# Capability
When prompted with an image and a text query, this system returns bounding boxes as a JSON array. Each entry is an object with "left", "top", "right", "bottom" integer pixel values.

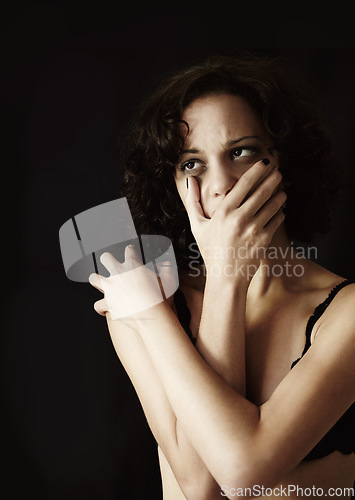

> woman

[{"left": 89, "top": 53, "right": 355, "bottom": 498}]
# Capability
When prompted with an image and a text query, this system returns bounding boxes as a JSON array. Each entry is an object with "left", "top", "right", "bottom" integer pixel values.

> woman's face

[{"left": 174, "top": 93, "right": 274, "bottom": 219}]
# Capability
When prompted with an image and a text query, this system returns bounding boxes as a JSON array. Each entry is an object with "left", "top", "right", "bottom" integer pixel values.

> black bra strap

[{"left": 291, "top": 279, "right": 353, "bottom": 368}]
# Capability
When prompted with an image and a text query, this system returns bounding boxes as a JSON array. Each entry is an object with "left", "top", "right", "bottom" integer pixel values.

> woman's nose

[
  {"left": 207, "top": 162, "right": 238, "bottom": 198},
  {"left": 199, "top": 161, "right": 242, "bottom": 218}
]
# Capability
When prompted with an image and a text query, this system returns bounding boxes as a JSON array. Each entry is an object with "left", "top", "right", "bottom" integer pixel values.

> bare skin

[
  {"left": 159, "top": 251, "right": 355, "bottom": 499},
  {"left": 159, "top": 94, "right": 355, "bottom": 498},
  {"left": 90, "top": 94, "right": 355, "bottom": 499}
]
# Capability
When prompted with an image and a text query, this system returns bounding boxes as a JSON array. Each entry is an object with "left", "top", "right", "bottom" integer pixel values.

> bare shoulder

[
  {"left": 331, "top": 280, "right": 355, "bottom": 304},
  {"left": 320, "top": 279, "right": 355, "bottom": 328},
  {"left": 299, "top": 258, "right": 354, "bottom": 333},
  {"left": 319, "top": 278, "right": 355, "bottom": 319},
  {"left": 313, "top": 278, "right": 355, "bottom": 349}
]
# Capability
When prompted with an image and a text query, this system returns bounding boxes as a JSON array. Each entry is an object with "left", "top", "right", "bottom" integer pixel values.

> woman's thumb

[{"left": 185, "top": 176, "right": 206, "bottom": 227}]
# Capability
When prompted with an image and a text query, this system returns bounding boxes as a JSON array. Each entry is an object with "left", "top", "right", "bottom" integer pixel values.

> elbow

[
  {"left": 178, "top": 468, "right": 224, "bottom": 500},
  {"left": 180, "top": 453, "right": 279, "bottom": 500},
  {"left": 215, "top": 460, "right": 253, "bottom": 499},
  {"left": 216, "top": 451, "right": 281, "bottom": 499},
  {"left": 180, "top": 476, "right": 222, "bottom": 500},
  {"left": 183, "top": 486, "right": 214, "bottom": 500}
]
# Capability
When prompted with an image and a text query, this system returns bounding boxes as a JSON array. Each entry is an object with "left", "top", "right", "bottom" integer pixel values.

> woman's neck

[{"left": 249, "top": 224, "right": 310, "bottom": 297}]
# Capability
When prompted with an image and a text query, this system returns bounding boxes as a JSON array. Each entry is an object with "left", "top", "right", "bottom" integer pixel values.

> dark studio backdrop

[{"left": 2, "top": 17, "right": 355, "bottom": 500}]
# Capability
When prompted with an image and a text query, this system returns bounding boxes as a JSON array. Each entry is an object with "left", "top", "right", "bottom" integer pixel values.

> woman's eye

[
  {"left": 179, "top": 159, "right": 205, "bottom": 174},
  {"left": 184, "top": 160, "right": 197, "bottom": 170},
  {"left": 232, "top": 147, "right": 257, "bottom": 159}
]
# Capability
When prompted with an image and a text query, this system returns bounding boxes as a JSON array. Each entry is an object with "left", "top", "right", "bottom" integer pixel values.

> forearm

[
  {"left": 106, "top": 315, "right": 176, "bottom": 450},
  {"left": 196, "top": 274, "right": 248, "bottom": 393},
  {"left": 136, "top": 303, "right": 260, "bottom": 486},
  {"left": 105, "top": 314, "right": 221, "bottom": 498}
]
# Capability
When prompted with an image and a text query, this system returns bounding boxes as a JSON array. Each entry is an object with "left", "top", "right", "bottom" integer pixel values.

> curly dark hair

[{"left": 120, "top": 51, "right": 343, "bottom": 270}]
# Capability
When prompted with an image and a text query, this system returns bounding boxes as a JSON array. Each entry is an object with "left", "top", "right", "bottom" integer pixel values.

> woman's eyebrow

[
  {"left": 181, "top": 136, "right": 260, "bottom": 155},
  {"left": 181, "top": 147, "right": 200, "bottom": 155},
  {"left": 226, "top": 135, "right": 260, "bottom": 147}
]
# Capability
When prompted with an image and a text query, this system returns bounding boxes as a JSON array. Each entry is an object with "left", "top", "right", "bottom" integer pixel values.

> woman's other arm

[{"left": 90, "top": 252, "right": 222, "bottom": 499}]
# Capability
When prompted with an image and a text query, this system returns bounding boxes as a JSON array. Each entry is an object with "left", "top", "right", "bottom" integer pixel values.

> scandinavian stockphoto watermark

[
  {"left": 59, "top": 198, "right": 318, "bottom": 315},
  {"left": 220, "top": 484, "right": 355, "bottom": 497},
  {"left": 187, "top": 242, "right": 318, "bottom": 280},
  {"left": 59, "top": 198, "right": 179, "bottom": 319}
]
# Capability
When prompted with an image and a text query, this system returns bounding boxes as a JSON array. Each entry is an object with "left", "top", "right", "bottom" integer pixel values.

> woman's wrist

[{"left": 204, "top": 265, "right": 250, "bottom": 294}]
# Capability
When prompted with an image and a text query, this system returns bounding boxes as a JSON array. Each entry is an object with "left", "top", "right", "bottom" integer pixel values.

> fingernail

[
  {"left": 262, "top": 158, "right": 270, "bottom": 166},
  {"left": 186, "top": 177, "right": 189, "bottom": 189}
]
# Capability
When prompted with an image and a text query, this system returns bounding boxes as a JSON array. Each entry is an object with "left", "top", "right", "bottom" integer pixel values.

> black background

[{"left": 2, "top": 7, "right": 355, "bottom": 500}]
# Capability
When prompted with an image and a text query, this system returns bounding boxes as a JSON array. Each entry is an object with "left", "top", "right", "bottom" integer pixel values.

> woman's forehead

[{"left": 181, "top": 94, "right": 267, "bottom": 149}]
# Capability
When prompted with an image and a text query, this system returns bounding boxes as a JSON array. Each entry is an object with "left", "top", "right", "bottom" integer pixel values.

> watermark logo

[
  {"left": 220, "top": 484, "right": 355, "bottom": 497},
  {"left": 187, "top": 242, "right": 317, "bottom": 280},
  {"left": 59, "top": 198, "right": 179, "bottom": 318}
]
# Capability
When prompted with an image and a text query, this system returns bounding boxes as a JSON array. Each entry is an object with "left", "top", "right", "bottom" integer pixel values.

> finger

[
  {"left": 184, "top": 176, "right": 207, "bottom": 227},
  {"left": 263, "top": 207, "right": 286, "bottom": 238},
  {"left": 124, "top": 244, "right": 143, "bottom": 269},
  {"left": 255, "top": 189, "right": 287, "bottom": 228},
  {"left": 88, "top": 273, "right": 105, "bottom": 293},
  {"left": 222, "top": 158, "right": 273, "bottom": 212},
  {"left": 100, "top": 252, "right": 122, "bottom": 276},
  {"left": 94, "top": 297, "right": 108, "bottom": 316},
  {"left": 241, "top": 168, "right": 283, "bottom": 216}
]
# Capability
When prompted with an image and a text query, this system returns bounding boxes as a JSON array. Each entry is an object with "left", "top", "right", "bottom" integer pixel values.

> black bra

[
  {"left": 174, "top": 279, "right": 355, "bottom": 462},
  {"left": 290, "top": 279, "right": 354, "bottom": 461}
]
